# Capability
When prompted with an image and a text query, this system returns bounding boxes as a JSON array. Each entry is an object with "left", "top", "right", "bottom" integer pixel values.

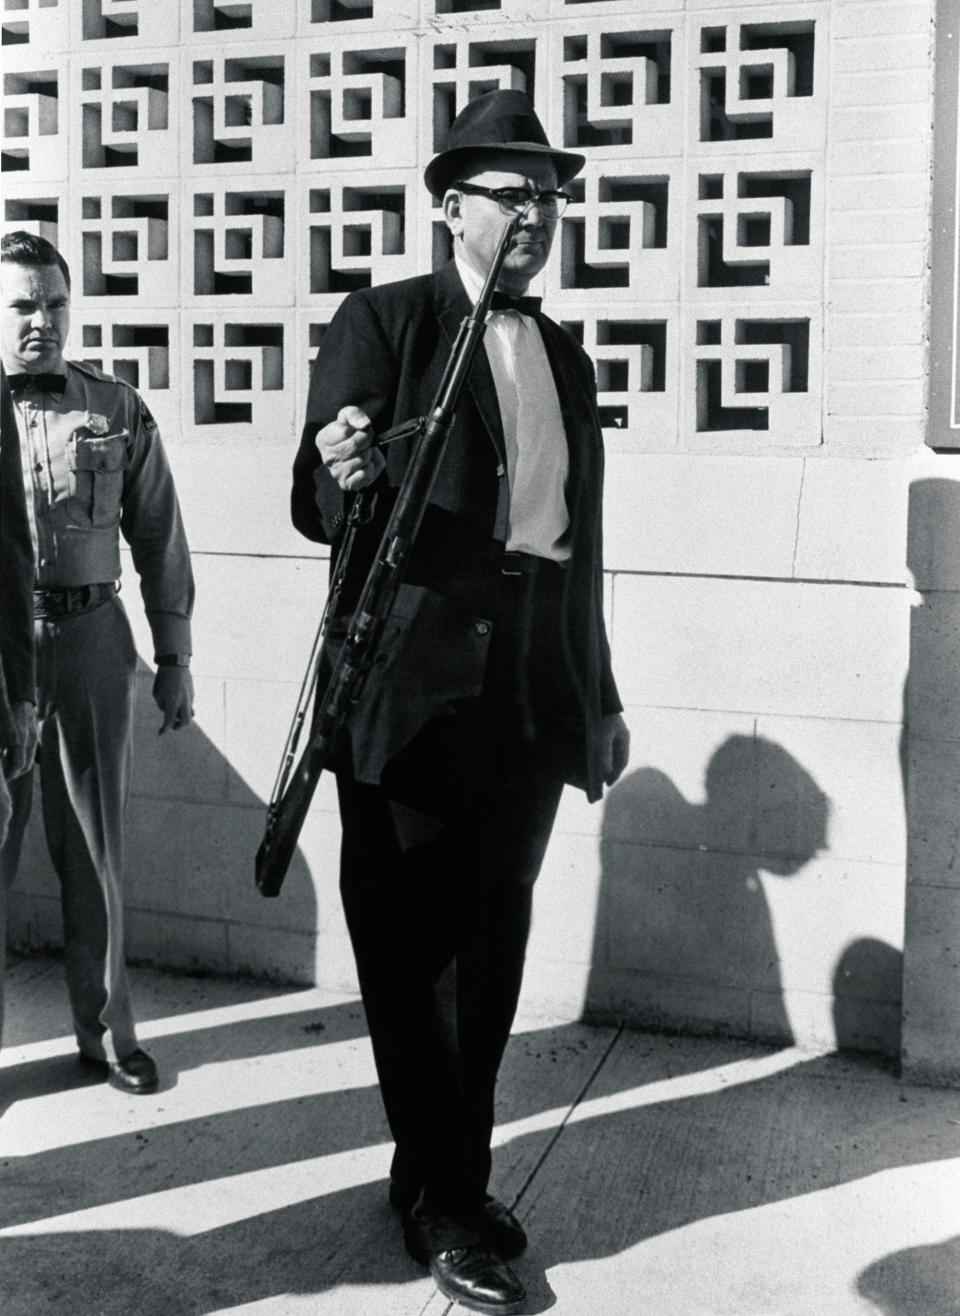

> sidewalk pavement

[{"left": 1, "top": 952, "right": 957, "bottom": 1316}]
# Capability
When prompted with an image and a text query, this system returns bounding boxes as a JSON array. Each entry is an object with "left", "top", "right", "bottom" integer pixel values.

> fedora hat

[{"left": 424, "top": 90, "right": 585, "bottom": 200}]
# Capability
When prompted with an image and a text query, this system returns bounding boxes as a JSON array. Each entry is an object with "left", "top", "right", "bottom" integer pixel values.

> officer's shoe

[
  {"left": 429, "top": 1243, "right": 526, "bottom": 1315},
  {"left": 79, "top": 1047, "right": 159, "bottom": 1094}
]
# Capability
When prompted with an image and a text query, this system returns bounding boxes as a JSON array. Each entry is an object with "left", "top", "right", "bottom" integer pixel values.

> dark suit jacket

[
  {"left": 292, "top": 260, "right": 621, "bottom": 802},
  {"left": 0, "top": 365, "right": 35, "bottom": 746}
]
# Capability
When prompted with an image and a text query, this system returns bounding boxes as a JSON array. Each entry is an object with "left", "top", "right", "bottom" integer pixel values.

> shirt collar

[{"left": 453, "top": 251, "right": 538, "bottom": 318}]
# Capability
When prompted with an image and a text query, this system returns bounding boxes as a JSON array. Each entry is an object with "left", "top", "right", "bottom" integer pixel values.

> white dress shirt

[{"left": 455, "top": 253, "right": 570, "bottom": 563}]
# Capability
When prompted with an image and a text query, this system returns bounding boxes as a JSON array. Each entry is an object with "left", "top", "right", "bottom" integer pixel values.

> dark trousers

[
  {"left": 0, "top": 596, "right": 138, "bottom": 1058},
  {"left": 336, "top": 564, "right": 569, "bottom": 1251}
]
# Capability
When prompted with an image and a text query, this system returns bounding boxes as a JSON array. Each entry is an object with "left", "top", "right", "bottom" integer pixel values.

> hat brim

[{"left": 425, "top": 142, "right": 586, "bottom": 200}]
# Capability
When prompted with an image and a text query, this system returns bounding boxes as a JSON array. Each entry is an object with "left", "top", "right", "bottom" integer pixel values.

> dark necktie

[
  {"left": 489, "top": 292, "right": 542, "bottom": 317},
  {"left": 7, "top": 372, "right": 67, "bottom": 397}
]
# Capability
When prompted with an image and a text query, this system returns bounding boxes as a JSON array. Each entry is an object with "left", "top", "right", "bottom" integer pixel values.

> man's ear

[{"left": 442, "top": 188, "right": 463, "bottom": 236}]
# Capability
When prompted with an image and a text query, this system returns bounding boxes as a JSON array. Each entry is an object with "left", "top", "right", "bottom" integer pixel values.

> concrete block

[
  {"left": 821, "top": 413, "right": 924, "bottom": 455},
  {"left": 6, "top": 891, "right": 62, "bottom": 952},
  {"left": 760, "top": 857, "right": 906, "bottom": 995},
  {"left": 6, "top": 806, "right": 56, "bottom": 897},
  {"left": 599, "top": 842, "right": 787, "bottom": 991},
  {"left": 905, "top": 466, "right": 960, "bottom": 591},
  {"left": 311, "top": 927, "right": 362, "bottom": 998},
  {"left": 286, "top": 799, "right": 345, "bottom": 936},
  {"left": 556, "top": 706, "right": 758, "bottom": 842},
  {"left": 124, "top": 797, "right": 289, "bottom": 926},
  {"left": 905, "top": 736, "right": 960, "bottom": 889},
  {"left": 828, "top": 245, "right": 926, "bottom": 283},
  {"left": 831, "top": 69, "right": 935, "bottom": 110},
  {"left": 132, "top": 670, "right": 230, "bottom": 805},
  {"left": 124, "top": 907, "right": 229, "bottom": 976},
  {"left": 833, "top": 3, "right": 935, "bottom": 41},
  {"left": 528, "top": 832, "right": 602, "bottom": 970},
  {"left": 829, "top": 210, "right": 929, "bottom": 251},
  {"left": 793, "top": 456, "right": 909, "bottom": 584},
  {"left": 828, "top": 282, "right": 926, "bottom": 315},
  {"left": 828, "top": 137, "right": 929, "bottom": 175},
  {"left": 165, "top": 440, "right": 310, "bottom": 559},
  {"left": 186, "top": 553, "right": 329, "bottom": 682},
  {"left": 827, "top": 345, "right": 924, "bottom": 383},
  {"left": 831, "top": 33, "right": 930, "bottom": 75},
  {"left": 221, "top": 677, "right": 343, "bottom": 812},
  {"left": 901, "top": 884, "right": 960, "bottom": 1085},
  {"left": 516, "top": 955, "right": 591, "bottom": 1026},
  {"left": 610, "top": 574, "right": 910, "bottom": 723},
  {"left": 226, "top": 922, "right": 317, "bottom": 985},
  {"left": 756, "top": 714, "right": 906, "bottom": 866},
  {"left": 831, "top": 102, "right": 932, "bottom": 145},
  {"left": 603, "top": 453, "right": 803, "bottom": 579},
  {"left": 828, "top": 311, "right": 925, "bottom": 349},
  {"left": 583, "top": 965, "right": 753, "bottom": 1039},
  {"left": 750, "top": 987, "right": 835, "bottom": 1051},
  {"left": 828, "top": 379, "right": 926, "bottom": 418},
  {"left": 751, "top": 983, "right": 901, "bottom": 1056},
  {"left": 907, "top": 592, "right": 960, "bottom": 740}
]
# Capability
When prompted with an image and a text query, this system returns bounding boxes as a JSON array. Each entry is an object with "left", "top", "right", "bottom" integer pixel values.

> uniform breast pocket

[{"left": 68, "top": 435, "right": 129, "bottom": 528}]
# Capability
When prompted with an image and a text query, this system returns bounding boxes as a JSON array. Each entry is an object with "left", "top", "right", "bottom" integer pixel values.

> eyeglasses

[{"left": 453, "top": 180, "right": 573, "bottom": 219}]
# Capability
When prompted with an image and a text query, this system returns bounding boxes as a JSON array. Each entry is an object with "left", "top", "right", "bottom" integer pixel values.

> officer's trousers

[{"left": 0, "top": 594, "right": 138, "bottom": 1060}]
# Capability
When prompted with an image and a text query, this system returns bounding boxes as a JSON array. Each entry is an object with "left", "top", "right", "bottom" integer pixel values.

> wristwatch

[{"left": 156, "top": 654, "right": 191, "bottom": 668}]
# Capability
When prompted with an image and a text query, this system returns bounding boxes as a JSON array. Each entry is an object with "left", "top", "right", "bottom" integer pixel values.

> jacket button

[{"left": 474, "top": 621, "right": 490, "bottom": 636}]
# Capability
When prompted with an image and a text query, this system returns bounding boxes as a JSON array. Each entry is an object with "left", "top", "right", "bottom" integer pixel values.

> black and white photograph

[{"left": 1, "top": 1, "right": 957, "bottom": 1313}]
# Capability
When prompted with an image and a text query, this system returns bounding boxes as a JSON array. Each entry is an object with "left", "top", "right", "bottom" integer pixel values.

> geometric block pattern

[{"left": 2, "top": 0, "right": 829, "bottom": 448}]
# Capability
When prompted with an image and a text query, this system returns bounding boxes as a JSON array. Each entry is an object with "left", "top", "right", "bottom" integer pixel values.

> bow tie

[
  {"left": 7, "top": 372, "right": 67, "bottom": 397},
  {"left": 489, "top": 292, "right": 542, "bottom": 317}
]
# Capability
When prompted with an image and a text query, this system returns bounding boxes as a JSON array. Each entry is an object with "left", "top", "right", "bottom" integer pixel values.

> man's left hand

[
  {"left": 153, "top": 666, "right": 194, "bottom": 735},
  {"left": 601, "top": 712, "right": 630, "bottom": 787}
]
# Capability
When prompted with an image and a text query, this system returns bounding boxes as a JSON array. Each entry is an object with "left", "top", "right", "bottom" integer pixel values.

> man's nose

[
  {"left": 519, "top": 199, "right": 545, "bottom": 226},
  {"left": 29, "top": 304, "right": 51, "bottom": 326}
]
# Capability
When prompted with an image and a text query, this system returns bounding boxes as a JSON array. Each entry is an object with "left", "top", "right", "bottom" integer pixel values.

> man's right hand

[{"left": 317, "top": 405, "right": 385, "bottom": 492}]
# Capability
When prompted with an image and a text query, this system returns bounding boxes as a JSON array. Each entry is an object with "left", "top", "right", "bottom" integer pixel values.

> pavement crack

[{"left": 510, "top": 1024, "right": 625, "bottom": 1212}]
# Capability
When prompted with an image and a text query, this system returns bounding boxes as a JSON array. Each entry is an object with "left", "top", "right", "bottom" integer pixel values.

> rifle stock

[{"left": 255, "top": 212, "right": 523, "bottom": 897}]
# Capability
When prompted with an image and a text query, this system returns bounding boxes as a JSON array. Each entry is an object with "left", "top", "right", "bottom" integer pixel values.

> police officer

[{"left": 0, "top": 232, "right": 195, "bottom": 1092}]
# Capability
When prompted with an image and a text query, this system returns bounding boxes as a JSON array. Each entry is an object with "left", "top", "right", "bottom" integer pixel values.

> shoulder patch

[{"left": 138, "top": 397, "right": 158, "bottom": 431}]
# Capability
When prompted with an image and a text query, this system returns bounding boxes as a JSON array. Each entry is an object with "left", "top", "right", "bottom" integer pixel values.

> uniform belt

[
  {"left": 500, "top": 551, "right": 567, "bottom": 577},
  {"left": 33, "top": 582, "right": 119, "bottom": 619}
]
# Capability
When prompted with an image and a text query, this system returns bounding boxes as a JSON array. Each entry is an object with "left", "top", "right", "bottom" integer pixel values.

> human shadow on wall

[
  {"left": 585, "top": 735, "right": 829, "bottom": 1045},
  {"left": 7, "top": 655, "right": 322, "bottom": 1045}
]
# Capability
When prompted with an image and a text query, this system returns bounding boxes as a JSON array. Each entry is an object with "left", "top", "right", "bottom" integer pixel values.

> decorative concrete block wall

[{"left": 5, "top": 0, "right": 956, "bottom": 1071}]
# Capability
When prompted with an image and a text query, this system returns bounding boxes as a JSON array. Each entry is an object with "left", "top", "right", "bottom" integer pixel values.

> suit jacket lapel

[{"left": 434, "top": 261, "right": 506, "bottom": 463}]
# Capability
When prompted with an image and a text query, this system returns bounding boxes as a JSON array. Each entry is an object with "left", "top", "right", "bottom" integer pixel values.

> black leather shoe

[
  {"left": 477, "top": 1197, "right": 527, "bottom": 1260},
  {"left": 79, "top": 1048, "right": 159, "bottom": 1094},
  {"left": 429, "top": 1244, "right": 526, "bottom": 1315}
]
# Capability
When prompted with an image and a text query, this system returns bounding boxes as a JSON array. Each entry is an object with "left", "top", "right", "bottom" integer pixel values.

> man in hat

[
  {"left": 0, "top": 231, "right": 195, "bottom": 1088},
  {"left": 293, "top": 90, "right": 628, "bottom": 1313}
]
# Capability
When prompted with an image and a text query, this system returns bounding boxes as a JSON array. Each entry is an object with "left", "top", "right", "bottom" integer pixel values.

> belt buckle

[{"left": 501, "top": 552, "right": 524, "bottom": 577}]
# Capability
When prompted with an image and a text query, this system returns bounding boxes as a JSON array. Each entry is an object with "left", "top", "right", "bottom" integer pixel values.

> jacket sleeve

[
  {"left": 0, "top": 366, "right": 36, "bottom": 706},
  {"left": 292, "top": 290, "right": 400, "bottom": 545},
  {"left": 119, "top": 393, "right": 195, "bottom": 658}
]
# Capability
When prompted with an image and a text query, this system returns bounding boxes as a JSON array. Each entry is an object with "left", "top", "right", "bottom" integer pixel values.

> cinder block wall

[{"left": 6, "top": 0, "right": 955, "bottom": 1070}]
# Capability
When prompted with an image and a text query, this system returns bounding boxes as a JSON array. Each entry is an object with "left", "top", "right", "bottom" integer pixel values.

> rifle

[{"left": 255, "top": 211, "right": 523, "bottom": 896}]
